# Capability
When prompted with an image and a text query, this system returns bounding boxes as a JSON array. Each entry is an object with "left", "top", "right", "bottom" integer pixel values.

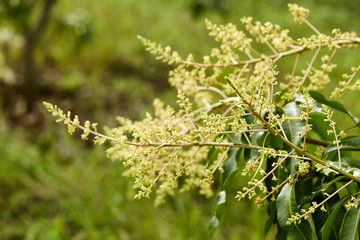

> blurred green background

[{"left": 0, "top": 0, "right": 359, "bottom": 239}]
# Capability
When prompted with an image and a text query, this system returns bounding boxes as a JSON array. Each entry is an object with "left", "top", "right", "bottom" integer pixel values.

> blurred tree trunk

[{"left": 22, "top": 0, "right": 57, "bottom": 112}]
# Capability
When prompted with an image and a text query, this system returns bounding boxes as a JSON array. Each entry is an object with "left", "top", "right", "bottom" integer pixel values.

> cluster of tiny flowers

[
  {"left": 288, "top": 3, "right": 309, "bottom": 23},
  {"left": 314, "top": 162, "right": 331, "bottom": 176},
  {"left": 44, "top": 4, "right": 360, "bottom": 212},
  {"left": 332, "top": 28, "right": 359, "bottom": 49},
  {"left": 287, "top": 202, "right": 323, "bottom": 225},
  {"left": 235, "top": 179, "right": 268, "bottom": 202},
  {"left": 345, "top": 196, "right": 360, "bottom": 210},
  {"left": 298, "top": 160, "right": 311, "bottom": 175},
  {"left": 323, "top": 105, "right": 346, "bottom": 166},
  {"left": 206, "top": 19, "right": 252, "bottom": 54},
  {"left": 240, "top": 17, "right": 294, "bottom": 52},
  {"left": 331, "top": 65, "right": 360, "bottom": 98}
]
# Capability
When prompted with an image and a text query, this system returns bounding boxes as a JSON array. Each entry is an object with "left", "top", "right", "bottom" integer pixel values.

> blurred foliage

[{"left": 0, "top": 0, "right": 360, "bottom": 239}]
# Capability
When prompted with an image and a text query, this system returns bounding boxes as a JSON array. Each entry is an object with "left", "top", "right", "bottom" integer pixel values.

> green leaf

[
  {"left": 340, "top": 207, "right": 360, "bottom": 240},
  {"left": 221, "top": 148, "right": 242, "bottom": 191},
  {"left": 205, "top": 146, "right": 217, "bottom": 168},
  {"left": 276, "top": 224, "right": 288, "bottom": 240},
  {"left": 320, "top": 196, "right": 350, "bottom": 240},
  {"left": 297, "top": 178, "right": 316, "bottom": 206},
  {"left": 341, "top": 158, "right": 360, "bottom": 170},
  {"left": 208, "top": 191, "right": 226, "bottom": 238},
  {"left": 265, "top": 156, "right": 288, "bottom": 198},
  {"left": 281, "top": 102, "right": 306, "bottom": 176},
  {"left": 323, "top": 136, "right": 360, "bottom": 156},
  {"left": 243, "top": 130, "right": 265, "bottom": 163},
  {"left": 277, "top": 183, "right": 313, "bottom": 239},
  {"left": 308, "top": 112, "right": 336, "bottom": 142},
  {"left": 208, "top": 190, "right": 226, "bottom": 237},
  {"left": 282, "top": 102, "right": 306, "bottom": 147},
  {"left": 266, "top": 132, "right": 284, "bottom": 149},
  {"left": 346, "top": 122, "right": 360, "bottom": 132},
  {"left": 309, "top": 91, "right": 359, "bottom": 123},
  {"left": 208, "top": 146, "right": 241, "bottom": 238},
  {"left": 208, "top": 216, "right": 219, "bottom": 238},
  {"left": 265, "top": 201, "right": 277, "bottom": 234},
  {"left": 309, "top": 176, "right": 346, "bottom": 202}
]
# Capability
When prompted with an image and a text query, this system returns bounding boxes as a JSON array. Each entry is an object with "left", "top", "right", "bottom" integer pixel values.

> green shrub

[{"left": 45, "top": 4, "right": 360, "bottom": 239}]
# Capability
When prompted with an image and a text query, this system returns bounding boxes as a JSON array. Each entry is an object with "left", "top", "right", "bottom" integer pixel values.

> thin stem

[
  {"left": 129, "top": 141, "right": 265, "bottom": 150},
  {"left": 59, "top": 113, "right": 265, "bottom": 151},
  {"left": 225, "top": 134, "right": 236, "bottom": 144},
  {"left": 322, "top": 48, "right": 338, "bottom": 76},
  {"left": 221, "top": 105, "right": 235, "bottom": 118},
  {"left": 303, "top": 19, "right": 321, "bottom": 35},
  {"left": 146, "top": 147, "right": 183, "bottom": 190},
  {"left": 66, "top": 114, "right": 272, "bottom": 151},
  {"left": 258, "top": 32, "right": 278, "bottom": 55},
  {"left": 305, "top": 138, "right": 330, "bottom": 147},
  {"left": 183, "top": 103, "right": 204, "bottom": 142},
  {"left": 332, "top": 128, "right": 342, "bottom": 169},
  {"left": 291, "top": 53, "right": 301, "bottom": 78},
  {"left": 243, "top": 132, "right": 252, "bottom": 145},
  {"left": 177, "top": 38, "right": 360, "bottom": 68},
  {"left": 221, "top": 112, "right": 253, "bottom": 119},
  {"left": 296, "top": 46, "right": 321, "bottom": 93},
  {"left": 279, "top": 135, "right": 360, "bottom": 182},
  {"left": 302, "top": 98, "right": 310, "bottom": 151},
  {"left": 276, "top": 154, "right": 311, "bottom": 160},
  {"left": 217, "top": 129, "right": 269, "bottom": 134},
  {"left": 212, "top": 147, "right": 231, "bottom": 175},
  {"left": 196, "top": 86, "right": 228, "bottom": 99},
  {"left": 340, "top": 64, "right": 360, "bottom": 94},
  {"left": 299, "top": 180, "right": 353, "bottom": 220},
  {"left": 234, "top": 63, "right": 250, "bottom": 87},
  {"left": 239, "top": 149, "right": 295, "bottom": 198},
  {"left": 175, "top": 146, "right": 201, "bottom": 178},
  {"left": 275, "top": 116, "right": 289, "bottom": 141},
  {"left": 261, "top": 178, "right": 289, "bottom": 202}
]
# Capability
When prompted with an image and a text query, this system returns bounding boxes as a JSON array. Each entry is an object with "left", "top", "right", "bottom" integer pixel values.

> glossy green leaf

[
  {"left": 208, "top": 191, "right": 226, "bottom": 237},
  {"left": 208, "top": 216, "right": 219, "bottom": 238},
  {"left": 276, "top": 224, "right": 288, "bottom": 240},
  {"left": 266, "top": 132, "right": 284, "bottom": 149},
  {"left": 265, "top": 201, "right": 278, "bottom": 234},
  {"left": 297, "top": 177, "right": 316, "bottom": 206},
  {"left": 309, "top": 91, "right": 359, "bottom": 123},
  {"left": 340, "top": 207, "right": 360, "bottom": 240},
  {"left": 281, "top": 102, "right": 306, "bottom": 176},
  {"left": 282, "top": 102, "right": 306, "bottom": 147},
  {"left": 205, "top": 146, "right": 217, "bottom": 168},
  {"left": 312, "top": 176, "right": 346, "bottom": 197},
  {"left": 341, "top": 158, "right": 360, "bottom": 170},
  {"left": 277, "top": 183, "right": 313, "bottom": 239},
  {"left": 308, "top": 112, "right": 336, "bottom": 142},
  {"left": 320, "top": 196, "right": 350, "bottom": 240},
  {"left": 208, "top": 190, "right": 226, "bottom": 237},
  {"left": 223, "top": 149, "right": 243, "bottom": 192},
  {"left": 265, "top": 156, "right": 288, "bottom": 200},
  {"left": 208, "top": 146, "right": 241, "bottom": 238},
  {"left": 345, "top": 122, "right": 360, "bottom": 132},
  {"left": 305, "top": 176, "right": 346, "bottom": 205},
  {"left": 323, "top": 136, "right": 360, "bottom": 156}
]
